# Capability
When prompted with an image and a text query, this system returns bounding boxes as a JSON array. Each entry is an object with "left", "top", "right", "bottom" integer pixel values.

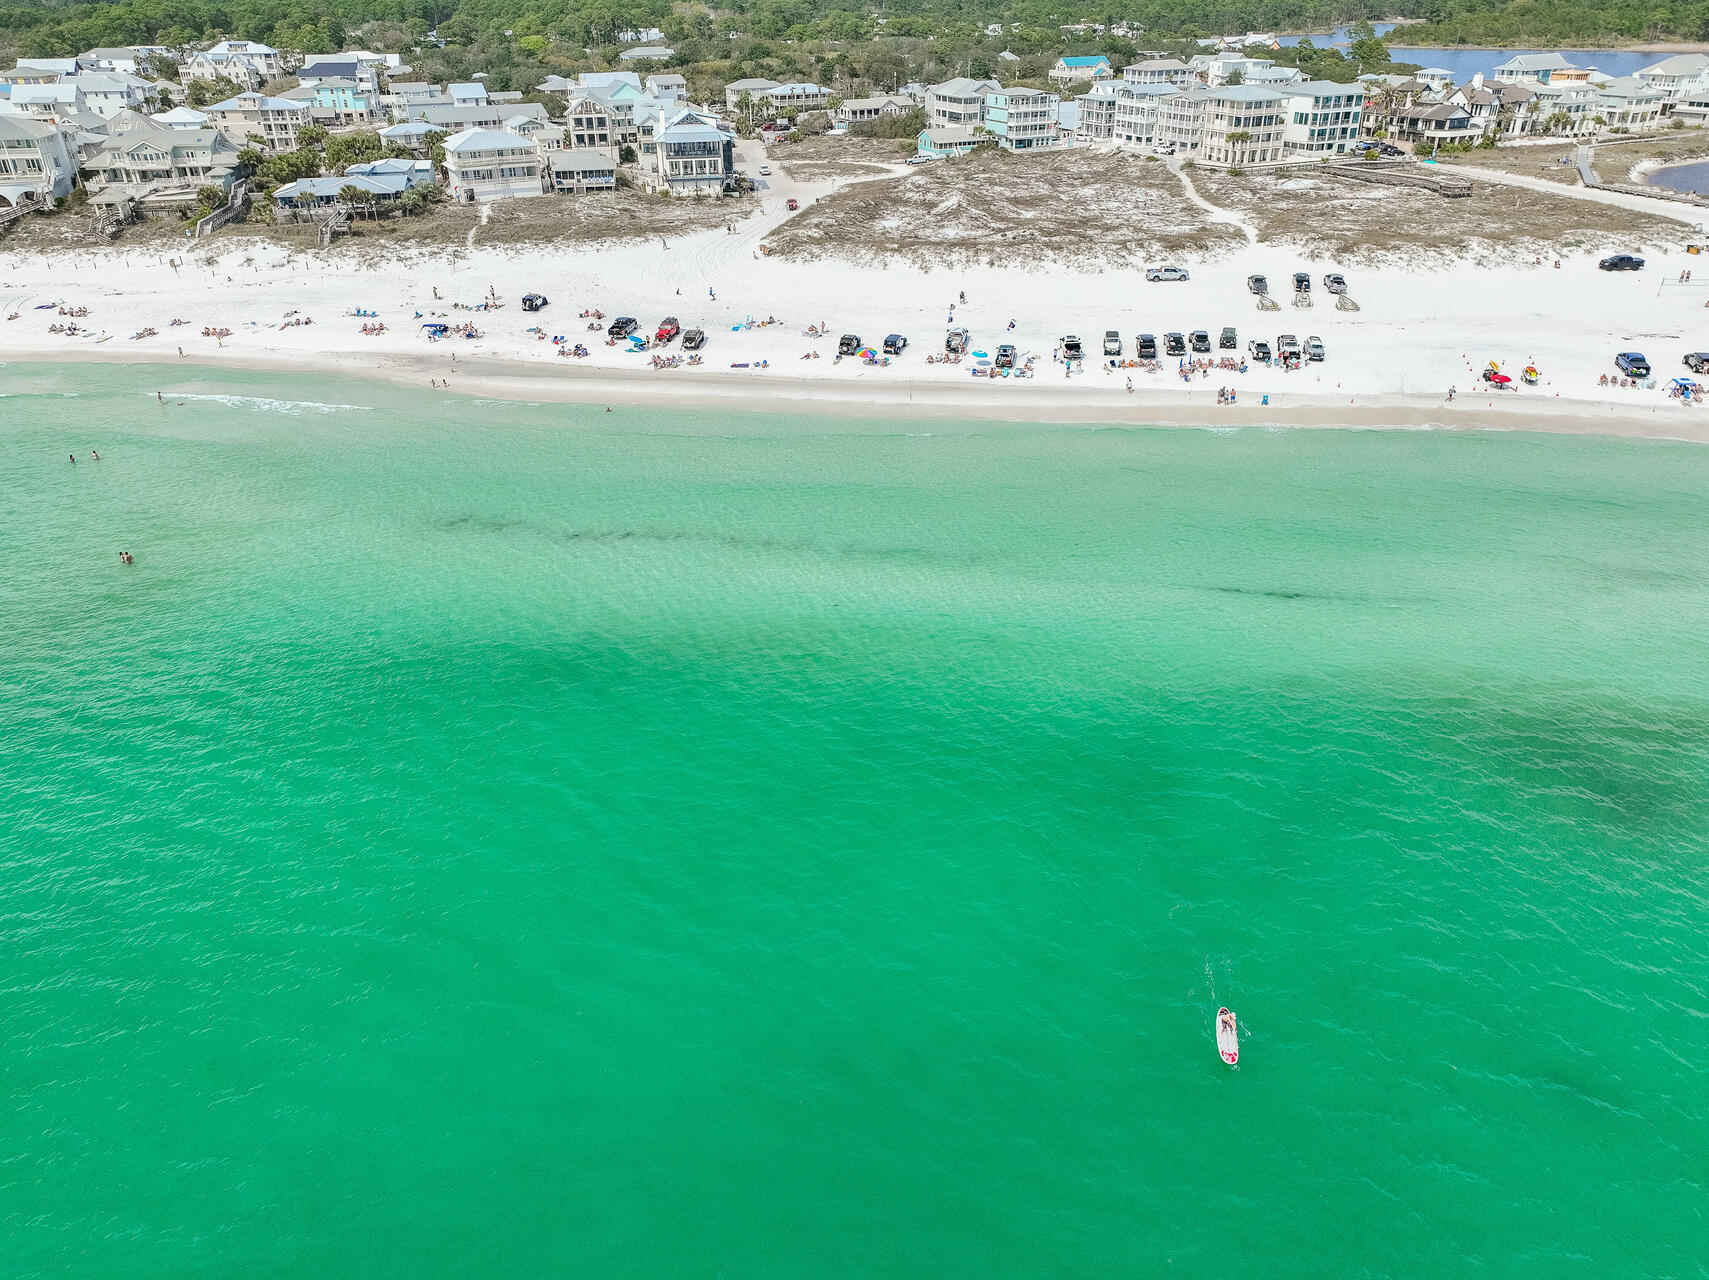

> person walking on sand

[{"left": 1448, "top": 386, "right": 1456, "bottom": 402}]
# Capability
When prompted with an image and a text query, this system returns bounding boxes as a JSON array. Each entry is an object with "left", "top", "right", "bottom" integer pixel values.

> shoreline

[{"left": 13, "top": 347, "right": 1709, "bottom": 443}]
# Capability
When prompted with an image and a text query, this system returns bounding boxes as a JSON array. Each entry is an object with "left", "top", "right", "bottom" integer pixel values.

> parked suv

[
  {"left": 1600, "top": 254, "right": 1645, "bottom": 271},
  {"left": 1292, "top": 272, "right": 1311, "bottom": 293},
  {"left": 1276, "top": 333, "right": 1302, "bottom": 358},
  {"left": 1247, "top": 275, "right": 1268, "bottom": 295},
  {"left": 1189, "top": 330, "right": 1211, "bottom": 353},
  {"left": 1164, "top": 332, "right": 1186, "bottom": 356},
  {"left": 1248, "top": 338, "right": 1272, "bottom": 363},
  {"left": 838, "top": 333, "right": 860, "bottom": 356},
  {"left": 608, "top": 316, "right": 638, "bottom": 338},
  {"left": 1062, "top": 334, "right": 1084, "bottom": 360},
  {"left": 995, "top": 344, "right": 1016, "bottom": 369},
  {"left": 1136, "top": 333, "right": 1157, "bottom": 359},
  {"left": 1305, "top": 335, "right": 1325, "bottom": 362},
  {"left": 883, "top": 333, "right": 908, "bottom": 355},
  {"left": 1219, "top": 326, "right": 1237, "bottom": 349},
  {"left": 1104, "top": 330, "right": 1122, "bottom": 356},
  {"left": 1685, "top": 352, "right": 1709, "bottom": 373}
]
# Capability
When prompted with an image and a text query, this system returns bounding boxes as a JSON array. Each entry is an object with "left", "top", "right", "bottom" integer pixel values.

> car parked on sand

[
  {"left": 838, "top": 333, "right": 860, "bottom": 356},
  {"left": 522, "top": 293, "right": 548, "bottom": 311},
  {"left": 1062, "top": 334, "right": 1084, "bottom": 360},
  {"left": 906, "top": 154, "right": 935, "bottom": 165},
  {"left": 785, "top": 197, "right": 798, "bottom": 210},
  {"left": 1293, "top": 272, "right": 1311, "bottom": 293},
  {"left": 1685, "top": 352, "right": 1709, "bottom": 373},
  {"left": 1616, "top": 351, "right": 1651, "bottom": 376},
  {"left": 1247, "top": 275, "right": 1268, "bottom": 295},
  {"left": 1276, "top": 334, "right": 1302, "bottom": 359},
  {"left": 1146, "top": 265, "right": 1189, "bottom": 282},
  {"left": 1248, "top": 339, "right": 1272, "bottom": 363},
  {"left": 1220, "top": 326, "right": 1237, "bottom": 349},
  {"left": 1164, "top": 332, "right": 1186, "bottom": 356},
  {"left": 1190, "top": 330, "right": 1211, "bottom": 353},
  {"left": 995, "top": 343, "right": 1016, "bottom": 368},
  {"left": 883, "top": 333, "right": 908, "bottom": 355},
  {"left": 1305, "top": 335, "right": 1325, "bottom": 362},
  {"left": 759, "top": 164, "right": 771, "bottom": 176},
  {"left": 1104, "top": 330, "right": 1122, "bottom": 356},
  {"left": 655, "top": 316, "right": 680, "bottom": 343},
  {"left": 681, "top": 328, "right": 705, "bottom": 351},
  {"left": 608, "top": 316, "right": 638, "bottom": 338},
  {"left": 1600, "top": 254, "right": 1644, "bottom": 271},
  {"left": 1137, "top": 333, "right": 1157, "bottom": 359},
  {"left": 1323, "top": 273, "right": 1347, "bottom": 294},
  {"left": 946, "top": 327, "right": 969, "bottom": 354}
]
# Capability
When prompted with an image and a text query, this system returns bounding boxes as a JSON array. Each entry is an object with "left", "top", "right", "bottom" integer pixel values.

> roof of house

[
  {"left": 379, "top": 121, "right": 436, "bottom": 137},
  {"left": 548, "top": 147, "right": 619, "bottom": 171},
  {"left": 207, "top": 40, "right": 278, "bottom": 56},
  {"left": 449, "top": 81, "right": 487, "bottom": 96},
  {"left": 348, "top": 157, "right": 432, "bottom": 175},
  {"left": 763, "top": 82, "right": 824, "bottom": 95},
  {"left": 1497, "top": 53, "right": 1576, "bottom": 71},
  {"left": 581, "top": 71, "right": 643, "bottom": 91},
  {"left": 619, "top": 46, "right": 673, "bottom": 60},
  {"left": 1128, "top": 58, "right": 1190, "bottom": 71},
  {"left": 442, "top": 127, "right": 538, "bottom": 152},
  {"left": 1599, "top": 75, "right": 1664, "bottom": 99},
  {"left": 931, "top": 77, "right": 1000, "bottom": 96},
  {"left": 1058, "top": 55, "right": 1111, "bottom": 67},
  {"left": 726, "top": 78, "right": 779, "bottom": 91},
  {"left": 922, "top": 126, "right": 980, "bottom": 146},
  {"left": 11, "top": 83, "right": 80, "bottom": 104},
  {"left": 206, "top": 92, "right": 305, "bottom": 112},
  {"left": 274, "top": 173, "right": 409, "bottom": 200},
  {"left": 152, "top": 106, "right": 209, "bottom": 124},
  {"left": 1210, "top": 83, "right": 1289, "bottom": 102},
  {"left": 1640, "top": 53, "right": 1709, "bottom": 77}
]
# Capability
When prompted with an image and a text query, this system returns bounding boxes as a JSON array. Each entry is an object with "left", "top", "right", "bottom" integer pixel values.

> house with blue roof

[{"left": 1049, "top": 55, "right": 1112, "bottom": 85}]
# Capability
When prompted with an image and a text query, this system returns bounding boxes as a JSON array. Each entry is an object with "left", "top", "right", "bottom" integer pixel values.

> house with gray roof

[{"left": 441, "top": 127, "right": 544, "bottom": 201}]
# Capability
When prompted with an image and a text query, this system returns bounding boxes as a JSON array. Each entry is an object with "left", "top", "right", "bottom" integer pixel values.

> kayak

[{"left": 1217, "top": 1008, "right": 1239, "bottom": 1066}]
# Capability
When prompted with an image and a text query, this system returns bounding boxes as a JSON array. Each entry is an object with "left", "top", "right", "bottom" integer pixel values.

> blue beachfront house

[{"left": 916, "top": 126, "right": 982, "bottom": 157}]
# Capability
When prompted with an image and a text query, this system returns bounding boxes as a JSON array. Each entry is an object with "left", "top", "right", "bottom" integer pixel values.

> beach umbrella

[
  {"left": 856, "top": 346, "right": 878, "bottom": 359},
  {"left": 971, "top": 350, "right": 989, "bottom": 358}
]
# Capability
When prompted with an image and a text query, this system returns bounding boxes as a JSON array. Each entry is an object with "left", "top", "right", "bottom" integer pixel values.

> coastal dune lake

[{"left": 3, "top": 363, "right": 1708, "bottom": 1278}]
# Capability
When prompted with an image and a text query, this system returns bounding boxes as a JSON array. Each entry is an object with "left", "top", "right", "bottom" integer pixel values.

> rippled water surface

[{"left": 3, "top": 364, "right": 1707, "bottom": 1278}]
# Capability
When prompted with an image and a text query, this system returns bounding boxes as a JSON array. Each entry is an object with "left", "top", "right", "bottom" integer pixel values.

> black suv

[
  {"left": 1189, "top": 330, "right": 1211, "bottom": 353},
  {"left": 1136, "top": 333, "right": 1157, "bottom": 359},
  {"left": 608, "top": 316, "right": 638, "bottom": 337},
  {"left": 1599, "top": 254, "right": 1645, "bottom": 271},
  {"left": 838, "top": 333, "right": 860, "bottom": 355},
  {"left": 1685, "top": 352, "right": 1709, "bottom": 373},
  {"left": 1219, "top": 326, "right": 1237, "bottom": 349},
  {"left": 1164, "top": 332, "right": 1186, "bottom": 356}
]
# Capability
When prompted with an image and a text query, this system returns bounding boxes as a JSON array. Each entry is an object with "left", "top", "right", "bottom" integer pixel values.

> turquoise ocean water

[{"left": 3, "top": 363, "right": 1707, "bottom": 1278}]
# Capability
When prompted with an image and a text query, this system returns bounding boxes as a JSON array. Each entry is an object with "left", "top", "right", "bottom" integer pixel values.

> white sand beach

[{"left": 6, "top": 220, "right": 1709, "bottom": 440}]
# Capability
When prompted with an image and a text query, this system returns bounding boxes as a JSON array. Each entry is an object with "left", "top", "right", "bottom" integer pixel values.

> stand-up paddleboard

[{"left": 1217, "top": 1008, "right": 1239, "bottom": 1066}]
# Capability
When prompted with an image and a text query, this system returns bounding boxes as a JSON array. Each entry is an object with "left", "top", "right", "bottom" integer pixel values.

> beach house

[
  {"left": 646, "top": 106, "right": 736, "bottom": 195},
  {"left": 1195, "top": 84, "right": 1288, "bottom": 166},
  {"left": 1595, "top": 77, "right": 1666, "bottom": 130},
  {"left": 1048, "top": 55, "right": 1112, "bottom": 85},
  {"left": 547, "top": 147, "right": 619, "bottom": 193},
  {"left": 1123, "top": 58, "right": 1194, "bottom": 87},
  {"left": 0, "top": 112, "right": 81, "bottom": 207},
  {"left": 619, "top": 46, "right": 674, "bottom": 63},
  {"left": 1280, "top": 81, "right": 1367, "bottom": 157},
  {"left": 1636, "top": 53, "right": 1709, "bottom": 113},
  {"left": 91, "top": 110, "right": 239, "bottom": 204},
  {"left": 835, "top": 95, "right": 911, "bottom": 125},
  {"left": 1493, "top": 53, "right": 1578, "bottom": 86},
  {"left": 724, "top": 78, "right": 779, "bottom": 112},
  {"left": 441, "top": 128, "right": 544, "bottom": 201},
  {"left": 204, "top": 92, "right": 308, "bottom": 152},
  {"left": 1447, "top": 76, "right": 1537, "bottom": 139},
  {"left": 915, "top": 127, "right": 982, "bottom": 158},
  {"left": 926, "top": 78, "right": 999, "bottom": 130},
  {"left": 562, "top": 92, "right": 615, "bottom": 149},
  {"left": 982, "top": 88, "right": 1066, "bottom": 151}
]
